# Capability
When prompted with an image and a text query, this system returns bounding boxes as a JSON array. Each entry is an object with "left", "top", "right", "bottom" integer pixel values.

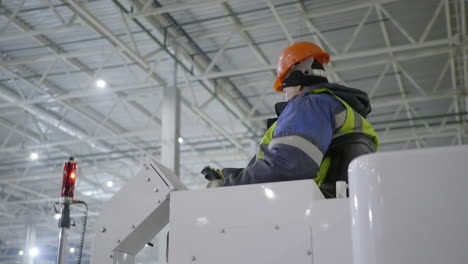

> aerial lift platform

[{"left": 90, "top": 145, "right": 468, "bottom": 264}]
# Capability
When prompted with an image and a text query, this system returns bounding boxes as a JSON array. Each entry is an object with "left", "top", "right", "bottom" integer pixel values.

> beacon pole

[{"left": 56, "top": 157, "right": 77, "bottom": 264}]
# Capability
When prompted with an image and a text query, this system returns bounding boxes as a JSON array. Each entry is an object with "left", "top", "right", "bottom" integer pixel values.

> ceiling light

[
  {"left": 69, "top": 248, "right": 75, "bottom": 253},
  {"left": 54, "top": 213, "right": 61, "bottom": 220},
  {"left": 30, "top": 152, "right": 38, "bottom": 160},
  {"left": 106, "top": 181, "right": 113, "bottom": 188},
  {"left": 96, "top": 79, "right": 107, "bottom": 88},
  {"left": 178, "top": 137, "right": 184, "bottom": 144},
  {"left": 18, "top": 250, "right": 24, "bottom": 256},
  {"left": 29, "top": 247, "right": 38, "bottom": 257}
]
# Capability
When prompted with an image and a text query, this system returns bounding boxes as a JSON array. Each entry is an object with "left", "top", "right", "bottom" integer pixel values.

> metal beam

[
  {"left": 0, "top": 116, "right": 117, "bottom": 200},
  {"left": 188, "top": 39, "right": 465, "bottom": 81},
  {"left": 0, "top": 83, "right": 100, "bottom": 148},
  {"left": 128, "top": 0, "right": 226, "bottom": 18},
  {"left": 266, "top": 0, "right": 293, "bottom": 43},
  {"left": 0, "top": 6, "right": 178, "bottom": 176},
  {"left": 0, "top": 23, "right": 81, "bottom": 41},
  {"left": 249, "top": 92, "right": 464, "bottom": 121},
  {"left": 175, "top": 0, "right": 372, "bottom": 43},
  {"left": 220, "top": 3, "right": 272, "bottom": 66},
  {"left": 0, "top": 80, "right": 160, "bottom": 108},
  {"left": 116, "top": 0, "right": 253, "bottom": 157},
  {"left": 0, "top": 41, "right": 163, "bottom": 67},
  {"left": 0, "top": 9, "right": 150, "bottom": 164}
]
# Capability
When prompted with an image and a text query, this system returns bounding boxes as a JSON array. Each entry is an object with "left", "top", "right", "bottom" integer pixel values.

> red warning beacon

[{"left": 61, "top": 157, "right": 77, "bottom": 200}]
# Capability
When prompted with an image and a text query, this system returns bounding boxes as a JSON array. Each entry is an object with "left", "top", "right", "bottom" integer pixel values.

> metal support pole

[
  {"left": 56, "top": 228, "right": 68, "bottom": 264},
  {"left": 56, "top": 202, "right": 71, "bottom": 264},
  {"left": 460, "top": 0, "right": 468, "bottom": 144},
  {"left": 56, "top": 158, "right": 77, "bottom": 264},
  {"left": 161, "top": 49, "right": 181, "bottom": 176}
]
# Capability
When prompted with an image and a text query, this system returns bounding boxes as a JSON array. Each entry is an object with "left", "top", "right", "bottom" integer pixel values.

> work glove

[
  {"left": 201, "top": 166, "right": 224, "bottom": 181},
  {"left": 206, "top": 179, "right": 223, "bottom": 188},
  {"left": 201, "top": 166, "right": 224, "bottom": 188}
]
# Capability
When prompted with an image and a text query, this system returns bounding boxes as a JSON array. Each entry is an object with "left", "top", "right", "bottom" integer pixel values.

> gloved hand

[
  {"left": 201, "top": 166, "right": 225, "bottom": 188},
  {"left": 206, "top": 179, "right": 223, "bottom": 188},
  {"left": 201, "top": 166, "right": 224, "bottom": 181}
]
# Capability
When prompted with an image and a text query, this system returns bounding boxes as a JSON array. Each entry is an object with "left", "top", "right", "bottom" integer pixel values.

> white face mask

[{"left": 283, "top": 85, "right": 302, "bottom": 101}]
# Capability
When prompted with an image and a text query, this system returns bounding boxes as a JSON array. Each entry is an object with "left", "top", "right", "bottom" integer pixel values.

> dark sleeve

[{"left": 222, "top": 144, "right": 322, "bottom": 186}]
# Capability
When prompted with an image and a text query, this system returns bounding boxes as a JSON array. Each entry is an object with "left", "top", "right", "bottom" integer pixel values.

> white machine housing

[
  {"left": 90, "top": 156, "right": 185, "bottom": 264},
  {"left": 169, "top": 180, "right": 352, "bottom": 264},
  {"left": 91, "top": 145, "right": 468, "bottom": 264},
  {"left": 349, "top": 145, "right": 468, "bottom": 264}
]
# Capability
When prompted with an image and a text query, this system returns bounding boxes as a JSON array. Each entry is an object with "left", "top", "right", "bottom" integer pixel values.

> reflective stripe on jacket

[
  {"left": 222, "top": 87, "right": 378, "bottom": 191},
  {"left": 255, "top": 88, "right": 378, "bottom": 191}
]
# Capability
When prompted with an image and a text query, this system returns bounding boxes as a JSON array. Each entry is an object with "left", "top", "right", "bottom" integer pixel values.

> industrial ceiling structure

[{"left": 0, "top": 0, "right": 466, "bottom": 263}]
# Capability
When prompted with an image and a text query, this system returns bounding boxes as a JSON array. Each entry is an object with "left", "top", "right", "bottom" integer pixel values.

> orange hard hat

[{"left": 273, "top": 42, "right": 330, "bottom": 92}]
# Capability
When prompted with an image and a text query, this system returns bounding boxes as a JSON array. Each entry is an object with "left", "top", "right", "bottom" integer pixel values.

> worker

[{"left": 202, "top": 42, "right": 379, "bottom": 198}]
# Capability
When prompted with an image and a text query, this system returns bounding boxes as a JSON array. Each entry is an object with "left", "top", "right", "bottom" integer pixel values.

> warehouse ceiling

[{"left": 0, "top": 0, "right": 467, "bottom": 263}]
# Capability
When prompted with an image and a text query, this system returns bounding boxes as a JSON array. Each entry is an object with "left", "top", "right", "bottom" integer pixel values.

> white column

[
  {"left": 161, "top": 55, "right": 181, "bottom": 176},
  {"left": 25, "top": 224, "right": 36, "bottom": 264},
  {"left": 160, "top": 51, "right": 180, "bottom": 264}
]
